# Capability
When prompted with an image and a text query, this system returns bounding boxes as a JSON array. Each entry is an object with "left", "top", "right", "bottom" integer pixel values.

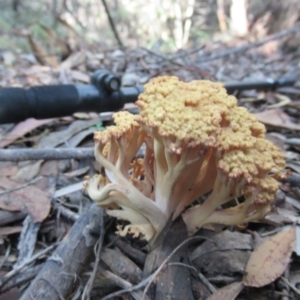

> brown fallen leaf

[
  {"left": 39, "top": 23, "right": 71, "bottom": 60},
  {"left": 0, "top": 177, "right": 51, "bottom": 223},
  {"left": 59, "top": 51, "right": 86, "bottom": 70},
  {"left": 64, "top": 166, "right": 90, "bottom": 178},
  {"left": 0, "top": 286, "right": 21, "bottom": 300},
  {"left": 38, "top": 119, "right": 99, "bottom": 148},
  {"left": 243, "top": 226, "right": 296, "bottom": 287},
  {"left": 71, "top": 70, "right": 90, "bottom": 83},
  {"left": 0, "top": 226, "right": 23, "bottom": 236},
  {"left": 13, "top": 160, "right": 43, "bottom": 181},
  {"left": 255, "top": 109, "right": 300, "bottom": 131},
  {"left": 0, "top": 164, "right": 18, "bottom": 177},
  {"left": 206, "top": 281, "right": 244, "bottom": 300},
  {"left": 0, "top": 118, "right": 55, "bottom": 148},
  {"left": 27, "top": 34, "right": 59, "bottom": 67}
]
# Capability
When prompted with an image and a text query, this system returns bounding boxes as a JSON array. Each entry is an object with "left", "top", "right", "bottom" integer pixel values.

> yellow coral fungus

[{"left": 85, "top": 76, "right": 285, "bottom": 242}]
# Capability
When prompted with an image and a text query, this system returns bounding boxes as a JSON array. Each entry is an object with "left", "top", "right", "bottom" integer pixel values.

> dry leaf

[
  {"left": 191, "top": 230, "right": 252, "bottom": 261},
  {"left": 255, "top": 109, "right": 300, "bottom": 131},
  {"left": 0, "top": 164, "right": 18, "bottom": 177},
  {"left": 64, "top": 166, "right": 90, "bottom": 178},
  {"left": 286, "top": 196, "right": 300, "bottom": 210},
  {"left": 243, "top": 226, "right": 296, "bottom": 287},
  {"left": 56, "top": 16, "right": 78, "bottom": 37},
  {"left": 0, "top": 118, "right": 55, "bottom": 148},
  {"left": 54, "top": 181, "right": 83, "bottom": 198},
  {"left": 0, "top": 177, "right": 51, "bottom": 223},
  {"left": 59, "top": 51, "right": 86, "bottom": 70},
  {"left": 71, "top": 70, "right": 89, "bottom": 83},
  {"left": 73, "top": 113, "right": 92, "bottom": 119},
  {"left": 38, "top": 119, "right": 99, "bottom": 148},
  {"left": 206, "top": 281, "right": 244, "bottom": 300},
  {"left": 27, "top": 34, "right": 59, "bottom": 67},
  {"left": 39, "top": 23, "right": 71, "bottom": 60},
  {"left": 13, "top": 160, "right": 43, "bottom": 181},
  {"left": 0, "top": 226, "right": 23, "bottom": 236},
  {"left": 0, "top": 286, "right": 21, "bottom": 300}
]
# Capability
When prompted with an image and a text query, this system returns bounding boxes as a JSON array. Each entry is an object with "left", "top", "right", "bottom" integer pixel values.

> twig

[
  {"left": 100, "top": 0, "right": 123, "bottom": 47},
  {"left": 167, "top": 262, "right": 216, "bottom": 293},
  {"left": 285, "top": 138, "right": 300, "bottom": 147},
  {"left": 196, "top": 271, "right": 217, "bottom": 294},
  {"left": 0, "top": 210, "right": 27, "bottom": 226},
  {"left": 100, "top": 268, "right": 150, "bottom": 300},
  {"left": 101, "top": 268, "right": 133, "bottom": 288},
  {"left": 102, "top": 271, "right": 151, "bottom": 300},
  {"left": 142, "top": 236, "right": 210, "bottom": 299},
  {"left": 0, "top": 264, "right": 42, "bottom": 294},
  {"left": 54, "top": 203, "right": 79, "bottom": 222},
  {"left": 108, "top": 234, "right": 146, "bottom": 266},
  {"left": 0, "top": 146, "right": 147, "bottom": 162},
  {"left": 81, "top": 209, "right": 105, "bottom": 300},
  {"left": 20, "top": 204, "right": 103, "bottom": 300},
  {"left": 142, "top": 47, "right": 209, "bottom": 77},
  {"left": 284, "top": 173, "right": 300, "bottom": 187},
  {"left": 0, "top": 176, "right": 42, "bottom": 196},
  {"left": 102, "top": 236, "right": 207, "bottom": 300},
  {"left": 197, "top": 23, "right": 300, "bottom": 63},
  {"left": 172, "top": 46, "right": 205, "bottom": 60},
  {"left": 0, "top": 243, "right": 58, "bottom": 288},
  {"left": 0, "top": 147, "right": 94, "bottom": 161},
  {"left": 38, "top": 278, "right": 65, "bottom": 300},
  {"left": 0, "top": 242, "right": 11, "bottom": 269},
  {"left": 16, "top": 215, "right": 41, "bottom": 268},
  {"left": 280, "top": 277, "right": 300, "bottom": 296}
]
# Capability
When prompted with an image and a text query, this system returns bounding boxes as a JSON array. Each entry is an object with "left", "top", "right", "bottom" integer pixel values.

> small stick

[
  {"left": 102, "top": 236, "right": 207, "bottom": 300},
  {"left": 0, "top": 264, "right": 42, "bottom": 294},
  {"left": 100, "top": 268, "right": 150, "bottom": 300},
  {"left": 197, "top": 23, "right": 300, "bottom": 63},
  {"left": 100, "top": 0, "right": 123, "bottom": 47},
  {"left": 0, "top": 243, "right": 11, "bottom": 269},
  {"left": 0, "top": 148, "right": 94, "bottom": 161},
  {"left": 108, "top": 234, "right": 146, "bottom": 266},
  {"left": 0, "top": 176, "right": 42, "bottom": 196},
  {"left": 167, "top": 262, "right": 217, "bottom": 293},
  {"left": 20, "top": 204, "right": 103, "bottom": 300},
  {"left": 81, "top": 209, "right": 105, "bottom": 299},
  {"left": 0, "top": 146, "right": 146, "bottom": 162},
  {"left": 0, "top": 243, "right": 58, "bottom": 288},
  {"left": 280, "top": 277, "right": 300, "bottom": 296},
  {"left": 54, "top": 204, "right": 79, "bottom": 222}
]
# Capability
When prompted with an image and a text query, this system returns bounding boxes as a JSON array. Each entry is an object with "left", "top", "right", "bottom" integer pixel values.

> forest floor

[{"left": 0, "top": 27, "right": 300, "bottom": 300}]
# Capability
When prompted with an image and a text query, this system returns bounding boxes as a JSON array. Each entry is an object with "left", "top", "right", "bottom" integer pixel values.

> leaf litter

[
  {"left": 244, "top": 226, "right": 296, "bottom": 287},
  {"left": 0, "top": 24, "right": 300, "bottom": 300}
]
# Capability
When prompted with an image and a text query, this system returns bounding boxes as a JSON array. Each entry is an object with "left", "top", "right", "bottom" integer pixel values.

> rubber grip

[{"left": 0, "top": 85, "right": 79, "bottom": 123}]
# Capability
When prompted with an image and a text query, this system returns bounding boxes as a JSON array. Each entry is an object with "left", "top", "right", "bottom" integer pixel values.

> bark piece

[
  {"left": 143, "top": 217, "right": 194, "bottom": 300},
  {"left": 20, "top": 203, "right": 103, "bottom": 300}
]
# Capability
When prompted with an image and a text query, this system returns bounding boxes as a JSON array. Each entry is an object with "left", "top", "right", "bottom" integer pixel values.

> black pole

[{"left": 0, "top": 74, "right": 295, "bottom": 124}]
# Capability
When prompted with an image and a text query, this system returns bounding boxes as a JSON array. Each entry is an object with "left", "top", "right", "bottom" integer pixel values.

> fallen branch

[
  {"left": 0, "top": 146, "right": 146, "bottom": 161},
  {"left": 20, "top": 203, "right": 103, "bottom": 300},
  {"left": 81, "top": 208, "right": 105, "bottom": 299},
  {"left": 101, "top": 0, "right": 124, "bottom": 47},
  {"left": 0, "top": 265, "right": 42, "bottom": 294},
  {"left": 0, "top": 243, "right": 58, "bottom": 288},
  {"left": 0, "top": 148, "right": 94, "bottom": 161},
  {"left": 102, "top": 235, "right": 206, "bottom": 300},
  {"left": 197, "top": 23, "right": 300, "bottom": 63},
  {"left": 100, "top": 268, "right": 150, "bottom": 300}
]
